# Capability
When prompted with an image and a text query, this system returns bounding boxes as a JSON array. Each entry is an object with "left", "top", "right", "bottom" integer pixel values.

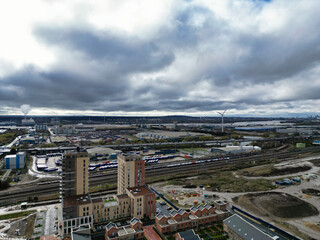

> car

[
  {"left": 160, "top": 201, "right": 166, "bottom": 205},
  {"left": 166, "top": 206, "right": 172, "bottom": 210}
]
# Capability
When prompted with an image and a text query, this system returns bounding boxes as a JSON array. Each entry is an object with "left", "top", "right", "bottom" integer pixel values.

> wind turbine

[{"left": 217, "top": 110, "right": 227, "bottom": 132}]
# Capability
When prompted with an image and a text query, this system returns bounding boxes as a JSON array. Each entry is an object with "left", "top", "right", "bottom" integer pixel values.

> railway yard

[{"left": 0, "top": 143, "right": 320, "bottom": 239}]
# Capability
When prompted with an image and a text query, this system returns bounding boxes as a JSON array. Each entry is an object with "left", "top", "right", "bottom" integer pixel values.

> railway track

[{"left": 0, "top": 148, "right": 319, "bottom": 205}]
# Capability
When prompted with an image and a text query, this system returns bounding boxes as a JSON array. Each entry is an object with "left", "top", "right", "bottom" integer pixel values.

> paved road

[
  {"left": 1, "top": 169, "right": 12, "bottom": 181},
  {"left": 44, "top": 205, "right": 57, "bottom": 235}
]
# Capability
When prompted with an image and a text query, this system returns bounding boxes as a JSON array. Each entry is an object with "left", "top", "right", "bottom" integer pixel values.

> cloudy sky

[{"left": 0, "top": 0, "right": 320, "bottom": 117}]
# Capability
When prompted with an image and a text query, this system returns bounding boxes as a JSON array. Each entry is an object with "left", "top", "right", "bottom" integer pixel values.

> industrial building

[
  {"left": 5, "top": 152, "right": 26, "bottom": 169},
  {"left": 223, "top": 214, "right": 275, "bottom": 240},
  {"left": 211, "top": 146, "right": 261, "bottom": 155},
  {"left": 86, "top": 147, "right": 121, "bottom": 160},
  {"left": 35, "top": 124, "right": 48, "bottom": 131},
  {"left": 136, "top": 130, "right": 210, "bottom": 140},
  {"left": 19, "top": 136, "right": 36, "bottom": 144},
  {"left": 59, "top": 150, "right": 155, "bottom": 236},
  {"left": 21, "top": 118, "right": 35, "bottom": 126},
  {"left": 50, "top": 136, "right": 69, "bottom": 144}
]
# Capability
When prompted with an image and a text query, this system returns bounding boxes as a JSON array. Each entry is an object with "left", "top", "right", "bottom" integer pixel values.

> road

[{"left": 44, "top": 205, "right": 56, "bottom": 235}]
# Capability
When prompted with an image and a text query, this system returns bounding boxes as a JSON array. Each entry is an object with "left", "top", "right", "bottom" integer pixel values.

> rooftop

[
  {"left": 118, "top": 226, "right": 135, "bottom": 236},
  {"left": 63, "top": 194, "right": 91, "bottom": 207},
  {"left": 117, "top": 194, "right": 129, "bottom": 199},
  {"left": 178, "top": 229, "right": 201, "bottom": 240},
  {"left": 224, "top": 214, "right": 274, "bottom": 240},
  {"left": 127, "top": 186, "right": 154, "bottom": 196},
  {"left": 130, "top": 217, "right": 141, "bottom": 225}
]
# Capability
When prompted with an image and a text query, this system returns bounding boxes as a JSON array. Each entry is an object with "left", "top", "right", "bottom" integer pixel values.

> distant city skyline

[{"left": 0, "top": 0, "right": 320, "bottom": 117}]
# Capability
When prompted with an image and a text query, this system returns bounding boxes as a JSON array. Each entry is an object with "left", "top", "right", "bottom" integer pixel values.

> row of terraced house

[
  {"left": 105, "top": 202, "right": 230, "bottom": 240},
  {"left": 155, "top": 201, "right": 230, "bottom": 236}
]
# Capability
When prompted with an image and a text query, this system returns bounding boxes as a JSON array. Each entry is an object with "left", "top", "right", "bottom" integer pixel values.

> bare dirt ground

[
  {"left": 233, "top": 192, "right": 319, "bottom": 219},
  {"left": 5, "top": 213, "right": 36, "bottom": 238},
  {"left": 301, "top": 188, "right": 320, "bottom": 196},
  {"left": 310, "top": 158, "right": 320, "bottom": 167},
  {"left": 241, "top": 165, "right": 312, "bottom": 177}
]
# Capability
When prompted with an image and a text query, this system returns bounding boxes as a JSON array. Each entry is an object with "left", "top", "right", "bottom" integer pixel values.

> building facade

[
  {"left": 156, "top": 202, "right": 230, "bottom": 235},
  {"left": 60, "top": 151, "right": 155, "bottom": 236},
  {"left": 5, "top": 152, "right": 26, "bottom": 169},
  {"left": 117, "top": 154, "right": 145, "bottom": 195},
  {"left": 105, "top": 218, "right": 144, "bottom": 240}
]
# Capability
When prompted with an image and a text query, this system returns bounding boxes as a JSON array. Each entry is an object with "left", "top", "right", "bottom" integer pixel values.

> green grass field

[{"left": 0, "top": 210, "right": 36, "bottom": 221}]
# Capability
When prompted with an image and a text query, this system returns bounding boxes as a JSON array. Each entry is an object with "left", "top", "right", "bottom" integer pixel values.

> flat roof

[
  {"left": 63, "top": 194, "right": 91, "bottom": 207},
  {"left": 178, "top": 229, "right": 201, "bottom": 240},
  {"left": 224, "top": 214, "right": 274, "bottom": 240},
  {"left": 117, "top": 194, "right": 130, "bottom": 199},
  {"left": 127, "top": 186, "right": 154, "bottom": 196}
]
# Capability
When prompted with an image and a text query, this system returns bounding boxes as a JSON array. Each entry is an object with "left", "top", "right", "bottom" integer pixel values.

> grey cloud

[
  {"left": 34, "top": 27, "right": 175, "bottom": 74},
  {"left": 2, "top": 0, "right": 320, "bottom": 115}
]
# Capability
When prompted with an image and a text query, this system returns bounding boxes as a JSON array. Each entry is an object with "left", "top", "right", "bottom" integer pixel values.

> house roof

[
  {"left": 178, "top": 229, "right": 201, "bottom": 240},
  {"left": 106, "top": 222, "right": 117, "bottom": 231},
  {"left": 156, "top": 213, "right": 168, "bottom": 220},
  {"left": 130, "top": 217, "right": 141, "bottom": 225}
]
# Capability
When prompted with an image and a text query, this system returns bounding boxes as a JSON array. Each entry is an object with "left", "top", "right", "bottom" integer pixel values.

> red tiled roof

[{"left": 143, "top": 225, "right": 162, "bottom": 240}]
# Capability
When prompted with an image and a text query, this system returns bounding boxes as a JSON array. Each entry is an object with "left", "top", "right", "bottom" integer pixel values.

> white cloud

[{"left": 0, "top": 0, "right": 320, "bottom": 116}]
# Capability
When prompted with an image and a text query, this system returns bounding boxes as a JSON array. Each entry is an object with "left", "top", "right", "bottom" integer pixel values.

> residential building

[
  {"left": 59, "top": 150, "right": 155, "bottom": 236},
  {"left": 156, "top": 202, "right": 230, "bottom": 235},
  {"left": 175, "top": 229, "right": 202, "bottom": 240},
  {"left": 117, "top": 153, "right": 145, "bottom": 195},
  {"left": 105, "top": 218, "right": 144, "bottom": 240},
  {"left": 60, "top": 149, "right": 92, "bottom": 235},
  {"left": 223, "top": 214, "right": 275, "bottom": 240}
]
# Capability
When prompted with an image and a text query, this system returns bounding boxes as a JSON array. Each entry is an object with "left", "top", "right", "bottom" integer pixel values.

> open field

[
  {"left": 5, "top": 213, "right": 36, "bottom": 238},
  {"left": 166, "top": 170, "right": 275, "bottom": 192},
  {"left": 0, "top": 210, "right": 36, "bottom": 221},
  {"left": 238, "top": 164, "right": 312, "bottom": 177}
]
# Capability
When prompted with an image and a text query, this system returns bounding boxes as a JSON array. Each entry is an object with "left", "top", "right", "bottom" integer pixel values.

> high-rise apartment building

[
  {"left": 60, "top": 149, "right": 93, "bottom": 235},
  {"left": 117, "top": 153, "right": 145, "bottom": 195},
  {"left": 61, "top": 150, "right": 89, "bottom": 198},
  {"left": 59, "top": 150, "right": 155, "bottom": 237}
]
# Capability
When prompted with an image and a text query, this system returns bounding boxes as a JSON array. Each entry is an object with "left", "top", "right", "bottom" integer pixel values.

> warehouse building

[
  {"left": 50, "top": 136, "right": 69, "bottom": 144},
  {"left": 137, "top": 131, "right": 210, "bottom": 140},
  {"left": 86, "top": 147, "right": 121, "bottom": 160},
  {"left": 5, "top": 152, "right": 26, "bottom": 169},
  {"left": 211, "top": 146, "right": 261, "bottom": 155}
]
